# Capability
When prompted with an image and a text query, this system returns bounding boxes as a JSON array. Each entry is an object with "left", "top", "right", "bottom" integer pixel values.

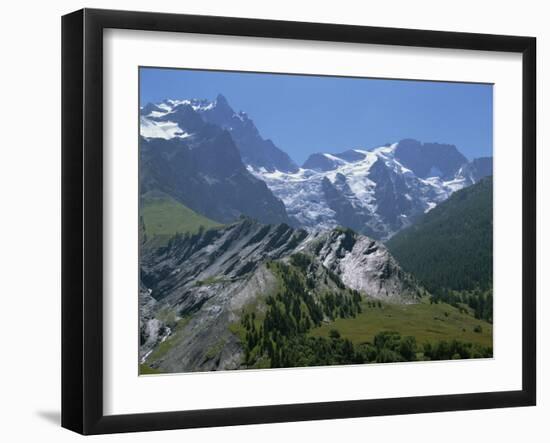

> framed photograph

[{"left": 62, "top": 8, "right": 536, "bottom": 435}]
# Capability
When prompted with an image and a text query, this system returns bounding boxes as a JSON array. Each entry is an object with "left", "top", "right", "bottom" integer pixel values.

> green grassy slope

[
  {"left": 309, "top": 298, "right": 492, "bottom": 348},
  {"left": 386, "top": 177, "right": 493, "bottom": 293},
  {"left": 141, "top": 191, "right": 220, "bottom": 245}
]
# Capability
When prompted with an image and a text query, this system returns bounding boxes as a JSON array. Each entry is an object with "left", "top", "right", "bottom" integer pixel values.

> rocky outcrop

[{"left": 303, "top": 228, "right": 418, "bottom": 302}]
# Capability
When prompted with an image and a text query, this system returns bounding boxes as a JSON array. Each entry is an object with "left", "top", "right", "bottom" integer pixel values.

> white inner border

[{"left": 103, "top": 29, "right": 523, "bottom": 416}]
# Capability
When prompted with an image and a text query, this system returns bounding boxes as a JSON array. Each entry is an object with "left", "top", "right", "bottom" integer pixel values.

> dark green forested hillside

[{"left": 386, "top": 177, "right": 493, "bottom": 294}]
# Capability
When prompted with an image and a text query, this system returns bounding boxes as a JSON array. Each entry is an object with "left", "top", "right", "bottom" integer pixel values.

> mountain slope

[
  {"left": 310, "top": 297, "right": 493, "bottom": 349},
  {"left": 456, "top": 156, "right": 493, "bottom": 185},
  {"left": 140, "top": 191, "right": 220, "bottom": 245},
  {"left": 139, "top": 101, "right": 289, "bottom": 225},
  {"left": 393, "top": 138, "right": 468, "bottom": 180},
  {"left": 386, "top": 177, "right": 493, "bottom": 292},
  {"left": 200, "top": 94, "right": 299, "bottom": 173},
  {"left": 139, "top": 219, "right": 420, "bottom": 372}
]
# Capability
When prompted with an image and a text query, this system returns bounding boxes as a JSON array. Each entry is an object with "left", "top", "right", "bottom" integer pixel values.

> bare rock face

[
  {"left": 152, "top": 264, "right": 278, "bottom": 373},
  {"left": 302, "top": 228, "right": 418, "bottom": 303},
  {"left": 139, "top": 283, "right": 162, "bottom": 363},
  {"left": 139, "top": 219, "right": 420, "bottom": 373},
  {"left": 339, "top": 237, "right": 414, "bottom": 301}
]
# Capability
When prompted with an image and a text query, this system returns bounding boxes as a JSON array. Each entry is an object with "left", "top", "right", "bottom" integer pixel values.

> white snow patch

[
  {"left": 140, "top": 117, "right": 192, "bottom": 140},
  {"left": 148, "top": 110, "right": 170, "bottom": 118},
  {"left": 425, "top": 202, "right": 437, "bottom": 213},
  {"left": 323, "top": 153, "right": 347, "bottom": 163}
]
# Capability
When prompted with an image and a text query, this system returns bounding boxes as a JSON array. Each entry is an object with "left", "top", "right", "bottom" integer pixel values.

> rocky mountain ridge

[{"left": 139, "top": 218, "right": 420, "bottom": 372}]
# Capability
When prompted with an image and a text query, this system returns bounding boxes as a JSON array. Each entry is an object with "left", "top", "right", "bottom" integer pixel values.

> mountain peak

[
  {"left": 394, "top": 139, "right": 467, "bottom": 180},
  {"left": 215, "top": 93, "right": 230, "bottom": 108}
]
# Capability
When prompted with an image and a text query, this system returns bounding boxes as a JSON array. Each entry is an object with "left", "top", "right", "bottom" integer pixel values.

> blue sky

[{"left": 140, "top": 67, "right": 493, "bottom": 164}]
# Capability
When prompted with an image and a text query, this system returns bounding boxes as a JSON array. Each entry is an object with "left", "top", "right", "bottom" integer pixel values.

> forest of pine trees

[{"left": 387, "top": 177, "right": 493, "bottom": 322}]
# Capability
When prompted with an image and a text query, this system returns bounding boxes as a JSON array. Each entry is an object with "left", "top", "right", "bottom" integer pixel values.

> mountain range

[
  {"left": 138, "top": 93, "right": 494, "bottom": 372},
  {"left": 140, "top": 94, "right": 492, "bottom": 240}
]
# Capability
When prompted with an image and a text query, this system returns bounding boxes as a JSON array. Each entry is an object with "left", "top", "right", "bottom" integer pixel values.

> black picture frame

[{"left": 61, "top": 8, "right": 536, "bottom": 435}]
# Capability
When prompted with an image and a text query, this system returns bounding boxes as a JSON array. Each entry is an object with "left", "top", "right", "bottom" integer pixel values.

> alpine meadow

[{"left": 138, "top": 68, "right": 493, "bottom": 374}]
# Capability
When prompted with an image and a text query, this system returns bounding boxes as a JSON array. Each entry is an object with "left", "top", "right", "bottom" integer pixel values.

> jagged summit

[
  {"left": 215, "top": 93, "right": 229, "bottom": 106},
  {"left": 141, "top": 95, "right": 298, "bottom": 173}
]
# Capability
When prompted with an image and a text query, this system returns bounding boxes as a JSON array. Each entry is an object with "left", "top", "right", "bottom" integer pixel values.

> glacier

[{"left": 249, "top": 143, "right": 470, "bottom": 239}]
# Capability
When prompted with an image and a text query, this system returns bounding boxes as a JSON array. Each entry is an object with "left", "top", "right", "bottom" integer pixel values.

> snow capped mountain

[
  {"left": 140, "top": 95, "right": 492, "bottom": 240},
  {"left": 139, "top": 98, "right": 290, "bottom": 226},
  {"left": 141, "top": 94, "right": 298, "bottom": 173},
  {"left": 250, "top": 141, "right": 490, "bottom": 240}
]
